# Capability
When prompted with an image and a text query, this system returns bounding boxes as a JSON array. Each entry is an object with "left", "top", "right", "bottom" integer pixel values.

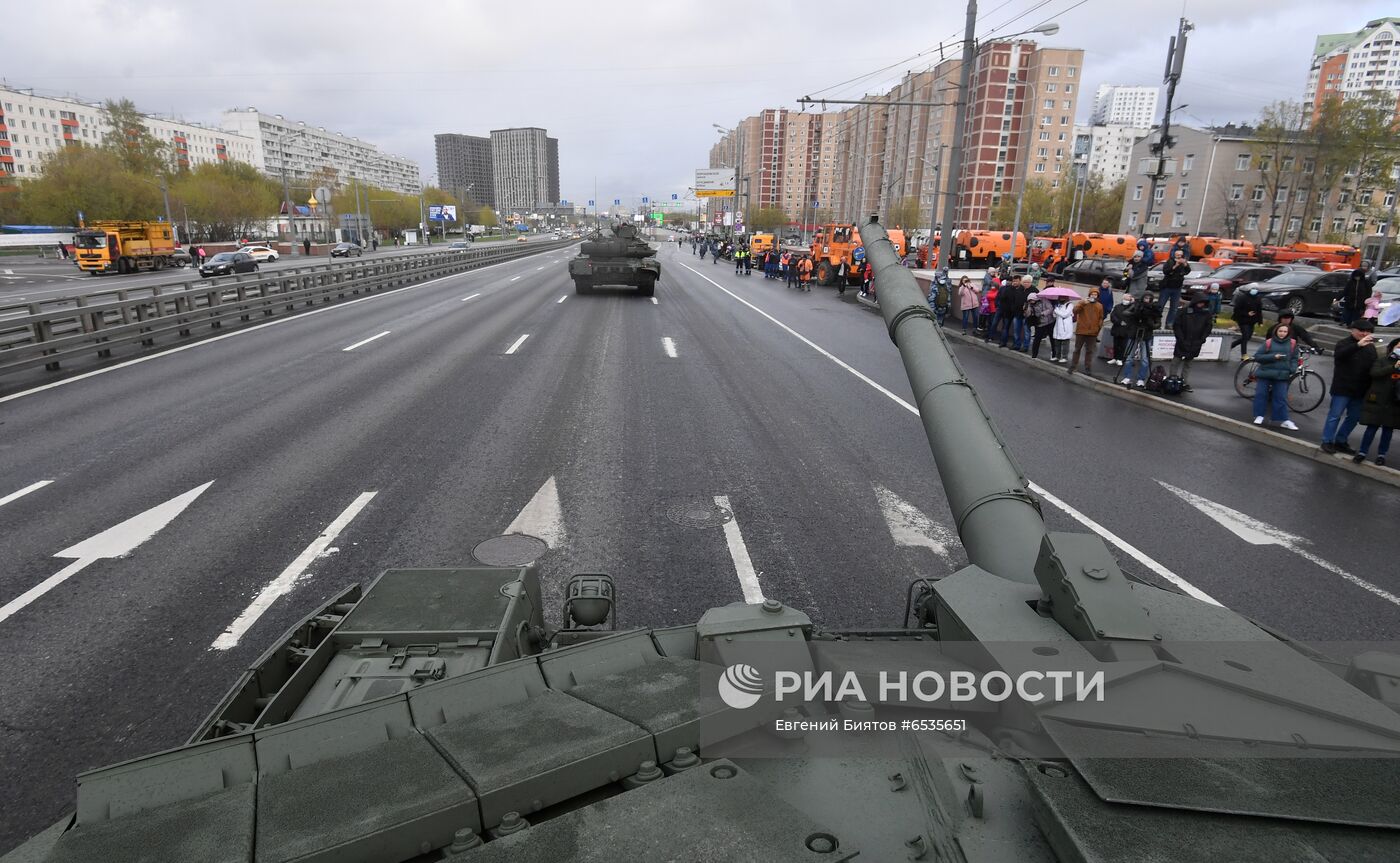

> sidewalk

[{"left": 851, "top": 290, "right": 1400, "bottom": 489}]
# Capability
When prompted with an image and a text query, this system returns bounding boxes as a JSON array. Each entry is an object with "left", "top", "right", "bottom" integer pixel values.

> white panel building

[
  {"left": 1071, "top": 123, "right": 1151, "bottom": 188},
  {"left": 1089, "top": 84, "right": 1159, "bottom": 128},
  {"left": 220, "top": 108, "right": 421, "bottom": 195}
]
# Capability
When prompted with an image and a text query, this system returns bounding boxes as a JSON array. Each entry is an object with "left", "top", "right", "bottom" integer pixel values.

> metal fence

[{"left": 0, "top": 240, "right": 573, "bottom": 379}]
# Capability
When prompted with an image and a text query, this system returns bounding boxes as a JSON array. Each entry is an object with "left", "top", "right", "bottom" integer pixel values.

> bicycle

[{"left": 1233, "top": 345, "right": 1326, "bottom": 413}]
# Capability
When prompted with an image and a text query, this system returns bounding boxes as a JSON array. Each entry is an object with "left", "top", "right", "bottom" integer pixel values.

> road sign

[
  {"left": 1030, "top": 222, "right": 1052, "bottom": 232},
  {"left": 614, "top": 199, "right": 621, "bottom": 205},
  {"left": 642, "top": 197, "right": 649, "bottom": 203},
  {"left": 588, "top": 199, "right": 595, "bottom": 206},
  {"left": 651, "top": 213, "right": 664, "bottom": 222},
  {"left": 671, "top": 193, "right": 678, "bottom": 200},
  {"left": 695, "top": 168, "right": 736, "bottom": 198}
]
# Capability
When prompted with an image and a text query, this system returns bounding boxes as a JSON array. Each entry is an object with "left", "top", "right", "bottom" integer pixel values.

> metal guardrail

[{"left": 0, "top": 240, "right": 574, "bottom": 378}]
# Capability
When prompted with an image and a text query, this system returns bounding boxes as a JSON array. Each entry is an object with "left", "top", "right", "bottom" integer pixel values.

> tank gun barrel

[{"left": 858, "top": 217, "right": 1046, "bottom": 584}]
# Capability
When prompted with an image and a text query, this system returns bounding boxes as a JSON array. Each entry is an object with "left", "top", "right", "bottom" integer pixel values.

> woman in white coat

[{"left": 1050, "top": 299, "right": 1075, "bottom": 363}]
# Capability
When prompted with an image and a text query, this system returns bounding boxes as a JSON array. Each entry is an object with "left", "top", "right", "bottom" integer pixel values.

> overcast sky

[{"left": 7, "top": 1, "right": 1394, "bottom": 208}]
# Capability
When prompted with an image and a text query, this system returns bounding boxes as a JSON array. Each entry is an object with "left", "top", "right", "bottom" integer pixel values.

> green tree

[
  {"left": 1077, "top": 179, "right": 1127, "bottom": 234},
  {"left": 886, "top": 196, "right": 924, "bottom": 231},
  {"left": 748, "top": 206, "right": 789, "bottom": 232},
  {"left": 99, "top": 99, "right": 170, "bottom": 176},
  {"left": 475, "top": 206, "right": 498, "bottom": 227},
  {"left": 988, "top": 180, "right": 1058, "bottom": 233},
  {"left": 18, "top": 144, "right": 164, "bottom": 224},
  {"left": 171, "top": 162, "right": 281, "bottom": 241}
]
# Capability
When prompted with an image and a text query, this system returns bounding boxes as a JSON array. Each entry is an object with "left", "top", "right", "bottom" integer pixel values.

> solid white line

[
  {"left": 341, "top": 330, "right": 391, "bottom": 352},
  {"left": 662, "top": 337, "right": 678, "bottom": 358},
  {"left": 0, "top": 479, "right": 54, "bottom": 508},
  {"left": 510, "top": 276, "right": 521, "bottom": 281},
  {"left": 0, "top": 253, "right": 543, "bottom": 405},
  {"left": 678, "top": 261, "right": 1217, "bottom": 605},
  {"left": 211, "top": 491, "right": 377, "bottom": 650},
  {"left": 715, "top": 494, "right": 764, "bottom": 604},
  {"left": 461, "top": 293, "right": 481, "bottom": 302},
  {"left": 557, "top": 295, "right": 567, "bottom": 304},
  {"left": 536, "top": 266, "right": 545, "bottom": 271},
  {"left": 505, "top": 334, "right": 530, "bottom": 354}
]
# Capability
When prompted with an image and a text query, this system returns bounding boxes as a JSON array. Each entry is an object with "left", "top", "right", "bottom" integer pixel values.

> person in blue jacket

[{"left": 1251, "top": 322, "right": 1301, "bottom": 430}]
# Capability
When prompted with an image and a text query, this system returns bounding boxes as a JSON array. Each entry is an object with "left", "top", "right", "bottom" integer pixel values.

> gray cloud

[{"left": 6, "top": 0, "right": 1393, "bottom": 206}]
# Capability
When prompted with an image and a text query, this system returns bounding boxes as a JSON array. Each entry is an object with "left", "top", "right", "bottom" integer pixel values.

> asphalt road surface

[{"left": 2, "top": 233, "right": 1398, "bottom": 852}]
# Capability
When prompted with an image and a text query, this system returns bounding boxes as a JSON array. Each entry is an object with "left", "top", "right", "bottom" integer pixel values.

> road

[{"left": 2, "top": 233, "right": 1398, "bottom": 852}]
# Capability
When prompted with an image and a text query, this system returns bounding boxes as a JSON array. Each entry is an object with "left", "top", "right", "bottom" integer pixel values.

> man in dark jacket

[
  {"left": 1168, "top": 292, "right": 1214, "bottom": 391},
  {"left": 1321, "top": 318, "right": 1380, "bottom": 454},
  {"left": 1342, "top": 264, "right": 1374, "bottom": 327},
  {"left": 1158, "top": 250, "right": 1193, "bottom": 328},
  {"left": 1231, "top": 287, "right": 1264, "bottom": 359},
  {"left": 996, "top": 276, "right": 1028, "bottom": 350},
  {"left": 1120, "top": 292, "right": 1161, "bottom": 387},
  {"left": 1108, "top": 294, "right": 1135, "bottom": 367}
]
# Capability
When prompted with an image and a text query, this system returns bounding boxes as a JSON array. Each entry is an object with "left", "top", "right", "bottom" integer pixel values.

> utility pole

[
  {"left": 278, "top": 131, "right": 297, "bottom": 255},
  {"left": 938, "top": 0, "right": 977, "bottom": 271},
  {"left": 1143, "top": 17, "right": 1193, "bottom": 233},
  {"left": 1008, "top": 42, "right": 1033, "bottom": 262},
  {"left": 354, "top": 177, "right": 364, "bottom": 245}
]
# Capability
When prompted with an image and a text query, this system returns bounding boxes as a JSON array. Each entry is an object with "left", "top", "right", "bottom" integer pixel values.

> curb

[{"left": 846, "top": 293, "right": 1400, "bottom": 490}]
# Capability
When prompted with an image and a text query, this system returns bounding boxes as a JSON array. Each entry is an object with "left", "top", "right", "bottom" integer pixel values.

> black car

[
  {"left": 1059, "top": 257, "right": 1131, "bottom": 292},
  {"left": 198, "top": 251, "right": 258, "bottom": 278},
  {"left": 1254, "top": 269, "right": 1351, "bottom": 317},
  {"left": 1183, "top": 263, "right": 1319, "bottom": 303},
  {"left": 331, "top": 242, "right": 363, "bottom": 258}
]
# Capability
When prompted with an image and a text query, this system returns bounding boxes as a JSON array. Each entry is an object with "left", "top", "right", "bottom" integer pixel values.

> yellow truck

[
  {"left": 749, "top": 233, "right": 776, "bottom": 256},
  {"left": 72, "top": 220, "right": 178, "bottom": 274}
]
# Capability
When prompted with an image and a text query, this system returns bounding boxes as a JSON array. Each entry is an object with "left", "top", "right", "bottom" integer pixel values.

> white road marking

[
  {"left": 211, "top": 491, "right": 377, "bottom": 650},
  {"left": 679, "top": 262, "right": 1217, "bottom": 606},
  {"left": 1159, "top": 481, "right": 1400, "bottom": 606},
  {"left": 536, "top": 266, "right": 545, "bottom": 271},
  {"left": 0, "top": 481, "right": 213, "bottom": 625},
  {"left": 557, "top": 295, "right": 567, "bottom": 304},
  {"left": 874, "top": 485, "right": 957, "bottom": 564},
  {"left": 715, "top": 495, "right": 764, "bottom": 604},
  {"left": 505, "top": 334, "right": 530, "bottom": 354},
  {"left": 0, "top": 479, "right": 54, "bottom": 509},
  {"left": 341, "top": 330, "right": 391, "bottom": 352},
  {"left": 0, "top": 253, "right": 548, "bottom": 405},
  {"left": 662, "top": 337, "right": 678, "bottom": 358},
  {"left": 650, "top": 297, "right": 658, "bottom": 305},
  {"left": 461, "top": 292, "right": 481, "bottom": 302},
  {"left": 510, "top": 276, "right": 521, "bottom": 281},
  {"left": 504, "top": 476, "right": 566, "bottom": 548}
]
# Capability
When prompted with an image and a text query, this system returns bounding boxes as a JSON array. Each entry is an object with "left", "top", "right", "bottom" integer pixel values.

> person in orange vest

[{"left": 797, "top": 255, "right": 813, "bottom": 292}]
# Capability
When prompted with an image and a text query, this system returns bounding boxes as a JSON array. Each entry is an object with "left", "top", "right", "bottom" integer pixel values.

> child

[{"left": 1364, "top": 289, "right": 1383, "bottom": 320}]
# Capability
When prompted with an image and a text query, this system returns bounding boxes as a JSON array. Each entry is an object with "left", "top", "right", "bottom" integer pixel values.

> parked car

[
  {"left": 330, "top": 242, "right": 363, "bottom": 258},
  {"left": 1058, "top": 257, "right": 1131, "bottom": 292},
  {"left": 1184, "top": 263, "right": 1319, "bottom": 302},
  {"left": 198, "top": 251, "right": 258, "bottom": 278},
  {"left": 238, "top": 244, "right": 279, "bottom": 263},
  {"left": 1253, "top": 269, "right": 1351, "bottom": 317},
  {"left": 1145, "top": 259, "right": 1214, "bottom": 289},
  {"left": 169, "top": 248, "right": 193, "bottom": 268},
  {"left": 447, "top": 241, "right": 472, "bottom": 252},
  {"left": 1331, "top": 284, "right": 1400, "bottom": 322}
]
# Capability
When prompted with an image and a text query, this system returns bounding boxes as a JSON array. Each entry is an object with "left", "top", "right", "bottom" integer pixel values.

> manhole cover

[
  {"left": 472, "top": 533, "right": 548, "bottom": 566},
  {"left": 660, "top": 498, "right": 733, "bottom": 530}
]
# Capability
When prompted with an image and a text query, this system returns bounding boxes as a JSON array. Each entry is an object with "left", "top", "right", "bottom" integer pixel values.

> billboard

[
  {"left": 696, "top": 168, "right": 736, "bottom": 198},
  {"left": 428, "top": 205, "right": 458, "bottom": 222}
]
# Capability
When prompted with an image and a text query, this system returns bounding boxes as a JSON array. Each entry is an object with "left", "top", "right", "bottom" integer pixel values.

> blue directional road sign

[
  {"left": 671, "top": 194, "right": 678, "bottom": 200},
  {"left": 588, "top": 200, "right": 595, "bottom": 206},
  {"left": 1030, "top": 222, "right": 1052, "bottom": 232},
  {"left": 641, "top": 197, "right": 649, "bottom": 204},
  {"left": 614, "top": 199, "right": 621, "bottom": 205}
]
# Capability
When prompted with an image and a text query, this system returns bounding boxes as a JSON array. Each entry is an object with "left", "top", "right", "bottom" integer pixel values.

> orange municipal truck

[
  {"left": 1030, "top": 232, "right": 1137, "bottom": 272},
  {"left": 810, "top": 223, "right": 905, "bottom": 286},
  {"left": 72, "top": 220, "right": 179, "bottom": 274}
]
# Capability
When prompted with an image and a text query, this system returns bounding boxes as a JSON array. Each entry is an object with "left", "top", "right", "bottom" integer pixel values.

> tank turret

[{"left": 568, "top": 222, "right": 660, "bottom": 296}]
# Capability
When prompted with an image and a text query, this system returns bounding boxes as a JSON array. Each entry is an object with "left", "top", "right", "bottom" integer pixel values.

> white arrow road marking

[
  {"left": 715, "top": 495, "right": 764, "bottom": 604},
  {"left": 874, "top": 485, "right": 957, "bottom": 564},
  {"left": 212, "top": 491, "right": 377, "bottom": 650},
  {"left": 662, "top": 337, "right": 678, "bottom": 358},
  {"left": 461, "top": 292, "right": 481, "bottom": 302},
  {"left": 680, "top": 261, "right": 1215, "bottom": 607},
  {"left": 0, "top": 480, "right": 54, "bottom": 509},
  {"left": 504, "top": 476, "right": 565, "bottom": 548},
  {"left": 0, "top": 482, "right": 213, "bottom": 625},
  {"left": 505, "top": 334, "right": 529, "bottom": 354},
  {"left": 342, "top": 330, "right": 391, "bottom": 352},
  {"left": 1159, "top": 481, "right": 1400, "bottom": 606}
]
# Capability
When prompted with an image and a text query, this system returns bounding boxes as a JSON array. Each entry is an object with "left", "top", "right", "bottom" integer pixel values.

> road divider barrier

[{"left": 0, "top": 240, "right": 575, "bottom": 379}]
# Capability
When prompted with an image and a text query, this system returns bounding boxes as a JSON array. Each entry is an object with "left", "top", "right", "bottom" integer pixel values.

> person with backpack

[
  {"left": 1168, "top": 292, "right": 1214, "bottom": 392},
  {"left": 1027, "top": 291, "right": 1056, "bottom": 360},
  {"left": 1107, "top": 294, "right": 1135, "bottom": 368},
  {"left": 958, "top": 275, "right": 980, "bottom": 333},
  {"left": 1321, "top": 318, "right": 1380, "bottom": 455},
  {"left": 927, "top": 268, "right": 952, "bottom": 326},
  {"left": 1119, "top": 292, "right": 1161, "bottom": 388},
  {"left": 1251, "top": 322, "right": 1302, "bottom": 430},
  {"left": 1068, "top": 288, "right": 1105, "bottom": 377},
  {"left": 1231, "top": 287, "right": 1263, "bottom": 359},
  {"left": 1352, "top": 336, "right": 1400, "bottom": 466},
  {"left": 1051, "top": 297, "right": 1075, "bottom": 364}
]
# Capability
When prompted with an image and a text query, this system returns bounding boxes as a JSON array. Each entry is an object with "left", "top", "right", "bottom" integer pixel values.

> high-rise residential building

[
  {"left": 490, "top": 127, "right": 560, "bottom": 213},
  {"left": 1304, "top": 17, "right": 1400, "bottom": 123},
  {"left": 0, "top": 86, "right": 257, "bottom": 180},
  {"left": 435, "top": 133, "right": 495, "bottom": 207},
  {"left": 1089, "top": 85, "right": 1160, "bottom": 127},
  {"left": 221, "top": 108, "right": 420, "bottom": 194},
  {"left": 1071, "top": 123, "right": 1151, "bottom": 188}
]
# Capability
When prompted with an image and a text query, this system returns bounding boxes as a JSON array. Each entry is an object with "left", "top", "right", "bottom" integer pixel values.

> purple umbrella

[{"left": 1037, "top": 286, "right": 1082, "bottom": 300}]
